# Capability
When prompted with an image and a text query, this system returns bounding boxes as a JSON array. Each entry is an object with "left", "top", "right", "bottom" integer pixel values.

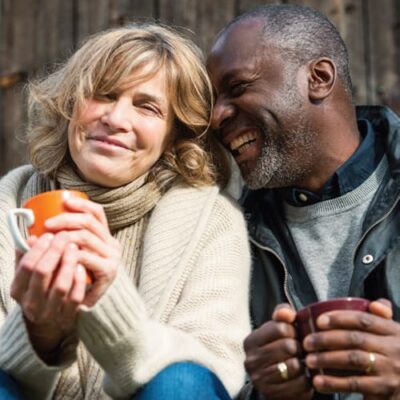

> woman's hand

[
  {"left": 11, "top": 234, "right": 87, "bottom": 361},
  {"left": 44, "top": 196, "right": 122, "bottom": 307}
]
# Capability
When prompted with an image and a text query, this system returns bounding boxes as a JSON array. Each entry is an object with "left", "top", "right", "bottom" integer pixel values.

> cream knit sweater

[{"left": 0, "top": 166, "right": 251, "bottom": 399}]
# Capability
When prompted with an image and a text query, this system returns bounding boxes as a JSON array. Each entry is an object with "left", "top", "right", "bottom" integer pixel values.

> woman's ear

[{"left": 308, "top": 58, "right": 336, "bottom": 102}]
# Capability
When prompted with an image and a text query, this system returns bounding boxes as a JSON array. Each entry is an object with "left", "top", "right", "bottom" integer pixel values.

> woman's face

[{"left": 68, "top": 67, "right": 172, "bottom": 187}]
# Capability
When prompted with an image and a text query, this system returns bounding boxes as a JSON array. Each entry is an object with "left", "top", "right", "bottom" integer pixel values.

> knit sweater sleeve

[
  {"left": 0, "top": 307, "right": 78, "bottom": 399},
  {"left": 0, "top": 166, "right": 78, "bottom": 400},
  {"left": 77, "top": 187, "right": 252, "bottom": 399}
]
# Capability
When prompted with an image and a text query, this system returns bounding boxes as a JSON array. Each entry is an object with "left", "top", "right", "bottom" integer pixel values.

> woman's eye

[
  {"left": 94, "top": 92, "right": 117, "bottom": 101},
  {"left": 137, "top": 103, "right": 159, "bottom": 115}
]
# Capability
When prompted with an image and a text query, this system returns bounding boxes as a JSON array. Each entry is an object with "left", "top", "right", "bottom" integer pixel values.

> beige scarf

[{"left": 21, "top": 165, "right": 162, "bottom": 399}]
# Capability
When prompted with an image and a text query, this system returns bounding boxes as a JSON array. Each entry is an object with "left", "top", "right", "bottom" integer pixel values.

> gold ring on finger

[
  {"left": 277, "top": 361, "right": 289, "bottom": 380},
  {"left": 365, "top": 352, "right": 376, "bottom": 374}
]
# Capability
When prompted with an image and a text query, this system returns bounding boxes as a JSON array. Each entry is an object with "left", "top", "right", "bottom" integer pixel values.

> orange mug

[{"left": 7, "top": 190, "right": 92, "bottom": 284}]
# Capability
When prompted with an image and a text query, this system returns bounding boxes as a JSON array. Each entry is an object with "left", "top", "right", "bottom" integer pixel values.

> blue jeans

[
  {"left": 0, "top": 370, "right": 24, "bottom": 400},
  {"left": 0, "top": 362, "right": 231, "bottom": 400},
  {"left": 133, "top": 362, "right": 232, "bottom": 400}
]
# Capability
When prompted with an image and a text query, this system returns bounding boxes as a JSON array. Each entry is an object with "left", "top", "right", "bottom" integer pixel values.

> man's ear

[{"left": 308, "top": 58, "right": 336, "bottom": 102}]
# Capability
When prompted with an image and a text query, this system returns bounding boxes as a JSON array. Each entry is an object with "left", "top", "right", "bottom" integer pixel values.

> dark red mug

[{"left": 295, "top": 297, "right": 370, "bottom": 376}]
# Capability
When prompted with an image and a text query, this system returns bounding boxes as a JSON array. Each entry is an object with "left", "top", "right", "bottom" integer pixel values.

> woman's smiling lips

[{"left": 88, "top": 135, "right": 133, "bottom": 151}]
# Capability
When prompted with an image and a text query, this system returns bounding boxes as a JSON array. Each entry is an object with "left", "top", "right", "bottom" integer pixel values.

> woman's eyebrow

[{"left": 134, "top": 92, "right": 169, "bottom": 110}]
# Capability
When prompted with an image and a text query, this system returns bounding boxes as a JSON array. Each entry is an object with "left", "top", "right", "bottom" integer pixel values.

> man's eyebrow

[
  {"left": 219, "top": 70, "right": 242, "bottom": 87},
  {"left": 220, "top": 67, "right": 255, "bottom": 86}
]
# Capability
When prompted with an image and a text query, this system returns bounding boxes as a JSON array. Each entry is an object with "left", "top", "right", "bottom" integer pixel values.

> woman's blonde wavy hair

[{"left": 27, "top": 23, "right": 229, "bottom": 189}]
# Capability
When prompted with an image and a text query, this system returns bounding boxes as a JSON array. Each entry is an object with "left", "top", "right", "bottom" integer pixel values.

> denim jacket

[{"left": 240, "top": 106, "right": 400, "bottom": 400}]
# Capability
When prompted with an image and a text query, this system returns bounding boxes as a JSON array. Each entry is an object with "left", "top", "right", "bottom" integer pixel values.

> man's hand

[
  {"left": 244, "top": 303, "right": 313, "bottom": 400},
  {"left": 304, "top": 299, "right": 400, "bottom": 399}
]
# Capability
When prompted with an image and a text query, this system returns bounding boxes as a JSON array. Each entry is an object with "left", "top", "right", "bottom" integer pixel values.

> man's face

[{"left": 207, "top": 19, "right": 316, "bottom": 189}]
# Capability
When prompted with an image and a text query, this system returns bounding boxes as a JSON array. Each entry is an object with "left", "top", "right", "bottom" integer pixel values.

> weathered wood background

[{"left": 1, "top": 0, "right": 400, "bottom": 175}]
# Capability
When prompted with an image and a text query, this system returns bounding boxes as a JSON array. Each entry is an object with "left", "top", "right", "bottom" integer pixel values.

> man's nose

[
  {"left": 101, "top": 100, "right": 132, "bottom": 132},
  {"left": 211, "top": 97, "right": 235, "bottom": 130}
]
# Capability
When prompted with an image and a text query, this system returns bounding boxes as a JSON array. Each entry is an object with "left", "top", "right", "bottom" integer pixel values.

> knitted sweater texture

[{"left": 0, "top": 166, "right": 251, "bottom": 399}]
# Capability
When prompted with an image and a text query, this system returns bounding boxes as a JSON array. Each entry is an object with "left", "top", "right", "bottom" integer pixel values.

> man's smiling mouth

[{"left": 229, "top": 131, "right": 257, "bottom": 156}]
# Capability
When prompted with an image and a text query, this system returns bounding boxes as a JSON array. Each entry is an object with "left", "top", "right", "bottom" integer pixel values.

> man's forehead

[
  {"left": 207, "top": 18, "right": 266, "bottom": 82},
  {"left": 211, "top": 18, "right": 264, "bottom": 55}
]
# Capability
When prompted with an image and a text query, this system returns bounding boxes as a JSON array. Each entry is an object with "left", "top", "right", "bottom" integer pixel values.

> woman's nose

[{"left": 101, "top": 100, "right": 132, "bottom": 132}]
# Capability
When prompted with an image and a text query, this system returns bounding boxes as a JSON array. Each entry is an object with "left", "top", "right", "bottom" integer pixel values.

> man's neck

[{"left": 296, "top": 123, "right": 361, "bottom": 193}]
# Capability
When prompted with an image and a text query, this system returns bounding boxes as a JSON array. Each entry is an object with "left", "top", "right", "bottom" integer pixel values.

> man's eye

[{"left": 230, "top": 82, "right": 248, "bottom": 97}]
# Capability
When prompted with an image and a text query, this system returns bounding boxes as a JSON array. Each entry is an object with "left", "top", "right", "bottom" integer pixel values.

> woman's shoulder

[
  {"left": 0, "top": 165, "right": 35, "bottom": 183},
  {"left": 143, "top": 184, "right": 248, "bottom": 268},
  {"left": 152, "top": 184, "right": 246, "bottom": 229},
  {"left": 0, "top": 165, "right": 35, "bottom": 203},
  {"left": 159, "top": 184, "right": 242, "bottom": 210}
]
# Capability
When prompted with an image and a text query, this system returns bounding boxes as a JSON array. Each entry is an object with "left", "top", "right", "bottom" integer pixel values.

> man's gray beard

[
  {"left": 244, "top": 124, "right": 316, "bottom": 190},
  {"left": 242, "top": 64, "right": 317, "bottom": 190}
]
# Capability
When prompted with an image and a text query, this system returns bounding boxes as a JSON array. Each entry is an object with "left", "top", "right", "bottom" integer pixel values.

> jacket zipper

[{"left": 249, "top": 236, "right": 296, "bottom": 309}]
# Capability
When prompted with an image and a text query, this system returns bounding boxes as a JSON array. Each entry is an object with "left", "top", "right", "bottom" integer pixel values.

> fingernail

[
  {"left": 77, "top": 264, "right": 86, "bottom": 278},
  {"left": 318, "top": 315, "right": 330, "bottom": 328},
  {"left": 304, "top": 336, "right": 314, "bottom": 350},
  {"left": 313, "top": 375, "right": 325, "bottom": 388},
  {"left": 68, "top": 243, "right": 78, "bottom": 250},
  {"left": 65, "top": 197, "right": 79, "bottom": 205},
  {"left": 44, "top": 219, "right": 55, "bottom": 227},
  {"left": 306, "top": 354, "right": 317, "bottom": 367},
  {"left": 43, "top": 233, "right": 54, "bottom": 241}
]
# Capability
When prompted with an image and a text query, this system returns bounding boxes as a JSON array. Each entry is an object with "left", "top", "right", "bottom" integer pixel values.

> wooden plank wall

[{"left": 1, "top": 0, "right": 400, "bottom": 175}]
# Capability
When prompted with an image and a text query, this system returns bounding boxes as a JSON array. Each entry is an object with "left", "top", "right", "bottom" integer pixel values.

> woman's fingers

[
  {"left": 11, "top": 233, "right": 54, "bottom": 302},
  {"left": 45, "top": 212, "right": 108, "bottom": 241},
  {"left": 12, "top": 231, "right": 87, "bottom": 329},
  {"left": 35, "top": 199, "right": 121, "bottom": 309},
  {"left": 77, "top": 249, "right": 118, "bottom": 280},
  {"left": 23, "top": 233, "right": 71, "bottom": 321},
  {"left": 58, "top": 264, "right": 87, "bottom": 330},
  {"left": 62, "top": 229, "right": 114, "bottom": 258},
  {"left": 43, "top": 243, "right": 78, "bottom": 321},
  {"left": 27, "top": 232, "right": 71, "bottom": 293},
  {"left": 64, "top": 197, "right": 109, "bottom": 227},
  {"left": 45, "top": 198, "right": 110, "bottom": 243}
]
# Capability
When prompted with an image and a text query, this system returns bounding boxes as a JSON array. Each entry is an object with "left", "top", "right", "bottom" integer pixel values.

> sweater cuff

[
  {"left": 78, "top": 268, "right": 147, "bottom": 347},
  {"left": 0, "top": 306, "right": 77, "bottom": 398}
]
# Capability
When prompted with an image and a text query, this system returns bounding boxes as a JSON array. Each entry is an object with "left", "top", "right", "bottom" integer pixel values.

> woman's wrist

[{"left": 24, "top": 317, "right": 75, "bottom": 364}]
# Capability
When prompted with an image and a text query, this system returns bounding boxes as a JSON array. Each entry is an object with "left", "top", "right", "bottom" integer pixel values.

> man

[{"left": 207, "top": 4, "right": 400, "bottom": 400}]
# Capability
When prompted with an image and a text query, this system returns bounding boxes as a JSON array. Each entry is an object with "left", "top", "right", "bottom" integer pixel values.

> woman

[{"left": 0, "top": 23, "right": 251, "bottom": 399}]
